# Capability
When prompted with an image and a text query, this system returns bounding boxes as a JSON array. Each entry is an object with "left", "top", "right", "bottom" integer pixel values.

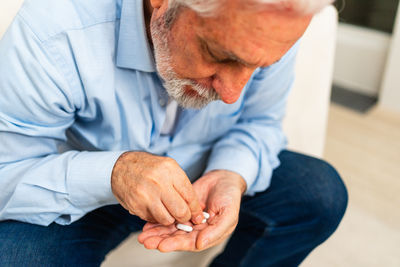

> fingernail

[{"left": 194, "top": 214, "right": 203, "bottom": 224}]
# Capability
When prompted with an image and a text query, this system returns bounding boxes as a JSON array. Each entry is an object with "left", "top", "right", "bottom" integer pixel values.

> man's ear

[{"left": 149, "top": 0, "right": 165, "bottom": 9}]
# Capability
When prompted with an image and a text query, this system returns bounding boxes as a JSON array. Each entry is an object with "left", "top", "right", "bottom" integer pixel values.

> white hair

[{"left": 168, "top": 0, "right": 334, "bottom": 16}]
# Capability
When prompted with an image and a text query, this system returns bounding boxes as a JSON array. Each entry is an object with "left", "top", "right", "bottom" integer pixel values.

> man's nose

[{"left": 212, "top": 66, "right": 254, "bottom": 104}]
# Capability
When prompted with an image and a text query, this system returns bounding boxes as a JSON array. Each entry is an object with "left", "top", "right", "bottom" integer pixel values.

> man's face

[{"left": 150, "top": 0, "right": 312, "bottom": 109}]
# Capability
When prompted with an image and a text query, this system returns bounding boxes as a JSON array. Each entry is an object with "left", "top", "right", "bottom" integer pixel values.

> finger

[
  {"left": 143, "top": 222, "right": 161, "bottom": 231},
  {"left": 158, "top": 231, "right": 197, "bottom": 252},
  {"left": 162, "top": 189, "right": 191, "bottom": 223},
  {"left": 125, "top": 198, "right": 157, "bottom": 223},
  {"left": 150, "top": 201, "right": 175, "bottom": 226},
  {"left": 138, "top": 224, "right": 176, "bottom": 243},
  {"left": 143, "top": 236, "right": 164, "bottom": 250},
  {"left": 173, "top": 180, "right": 204, "bottom": 224},
  {"left": 192, "top": 179, "right": 210, "bottom": 207},
  {"left": 196, "top": 209, "right": 236, "bottom": 250}
]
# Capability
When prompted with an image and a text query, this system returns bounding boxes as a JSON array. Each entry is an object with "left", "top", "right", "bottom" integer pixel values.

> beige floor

[{"left": 301, "top": 103, "right": 400, "bottom": 267}]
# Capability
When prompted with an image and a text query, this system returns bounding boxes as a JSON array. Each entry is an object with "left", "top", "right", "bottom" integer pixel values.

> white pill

[
  {"left": 202, "top": 218, "right": 207, "bottom": 224},
  {"left": 176, "top": 224, "right": 193, "bottom": 232},
  {"left": 203, "top": 212, "right": 210, "bottom": 219}
]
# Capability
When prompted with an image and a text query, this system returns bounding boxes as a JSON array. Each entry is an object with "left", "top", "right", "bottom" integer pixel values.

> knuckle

[
  {"left": 185, "top": 191, "right": 195, "bottom": 202},
  {"left": 175, "top": 208, "right": 190, "bottom": 221},
  {"left": 160, "top": 216, "right": 174, "bottom": 226},
  {"left": 134, "top": 210, "right": 146, "bottom": 220},
  {"left": 160, "top": 157, "right": 177, "bottom": 169},
  {"left": 127, "top": 199, "right": 147, "bottom": 217}
]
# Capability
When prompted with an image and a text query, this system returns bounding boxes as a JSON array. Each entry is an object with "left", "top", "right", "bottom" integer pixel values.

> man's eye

[
  {"left": 200, "top": 39, "right": 236, "bottom": 65},
  {"left": 207, "top": 48, "right": 237, "bottom": 65},
  {"left": 205, "top": 45, "right": 220, "bottom": 61},
  {"left": 205, "top": 44, "right": 228, "bottom": 63}
]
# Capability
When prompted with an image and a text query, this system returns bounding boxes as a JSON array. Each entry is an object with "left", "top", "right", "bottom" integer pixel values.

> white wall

[
  {"left": 333, "top": 23, "right": 391, "bottom": 97},
  {"left": 0, "top": 0, "right": 24, "bottom": 38},
  {"left": 283, "top": 6, "right": 337, "bottom": 157},
  {"left": 380, "top": 4, "right": 400, "bottom": 113}
]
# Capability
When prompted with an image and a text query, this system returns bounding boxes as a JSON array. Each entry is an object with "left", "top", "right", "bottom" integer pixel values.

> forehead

[
  {"left": 185, "top": 2, "right": 311, "bottom": 63},
  {"left": 200, "top": 8, "right": 308, "bottom": 43}
]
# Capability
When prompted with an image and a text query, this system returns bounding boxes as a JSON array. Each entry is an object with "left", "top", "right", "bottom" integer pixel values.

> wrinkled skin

[
  {"left": 138, "top": 170, "right": 246, "bottom": 251},
  {"left": 112, "top": 152, "right": 205, "bottom": 225},
  {"left": 111, "top": 0, "right": 312, "bottom": 252}
]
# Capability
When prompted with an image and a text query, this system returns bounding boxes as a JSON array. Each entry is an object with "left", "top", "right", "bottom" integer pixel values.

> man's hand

[
  {"left": 111, "top": 152, "right": 204, "bottom": 225},
  {"left": 137, "top": 170, "right": 247, "bottom": 252}
]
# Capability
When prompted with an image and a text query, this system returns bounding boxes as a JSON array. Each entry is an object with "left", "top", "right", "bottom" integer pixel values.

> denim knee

[
  {"left": 0, "top": 220, "right": 109, "bottom": 266},
  {"left": 304, "top": 158, "right": 348, "bottom": 242}
]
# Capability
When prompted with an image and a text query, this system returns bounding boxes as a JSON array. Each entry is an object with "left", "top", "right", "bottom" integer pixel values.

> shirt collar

[{"left": 116, "top": 0, "right": 156, "bottom": 72}]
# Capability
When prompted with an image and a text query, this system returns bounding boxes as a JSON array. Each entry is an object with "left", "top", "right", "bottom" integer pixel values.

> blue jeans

[{"left": 0, "top": 151, "right": 348, "bottom": 266}]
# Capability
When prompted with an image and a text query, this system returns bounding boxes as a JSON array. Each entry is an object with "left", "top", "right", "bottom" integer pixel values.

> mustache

[{"left": 150, "top": 12, "right": 220, "bottom": 109}]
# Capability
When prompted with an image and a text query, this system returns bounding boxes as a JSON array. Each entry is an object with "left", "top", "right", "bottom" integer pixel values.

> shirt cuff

[
  {"left": 67, "top": 151, "right": 124, "bottom": 209},
  {"left": 204, "top": 146, "right": 259, "bottom": 195}
]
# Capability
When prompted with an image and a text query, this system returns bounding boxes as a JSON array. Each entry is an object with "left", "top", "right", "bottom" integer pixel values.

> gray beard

[{"left": 150, "top": 11, "right": 221, "bottom": 109}]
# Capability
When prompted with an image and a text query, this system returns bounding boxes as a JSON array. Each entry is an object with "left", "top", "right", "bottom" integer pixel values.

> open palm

[{"left": 137, "top": 170, "right": 245, "bottom": 252}]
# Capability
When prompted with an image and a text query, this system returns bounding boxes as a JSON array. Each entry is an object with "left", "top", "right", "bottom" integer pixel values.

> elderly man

[{"left": 0, "top": 0, "right": 347, "bottom": 266}]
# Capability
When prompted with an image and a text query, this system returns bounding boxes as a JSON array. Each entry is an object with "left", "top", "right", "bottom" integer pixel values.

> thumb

[
  {"left": 174, "top": 177, "right": 204, "bottom": 225},
  {"left": 196, "top": 209, "right": 235, "bottom": 250},
  {"left": 187, "top": 193, "right": 205, "bottom": 224}
]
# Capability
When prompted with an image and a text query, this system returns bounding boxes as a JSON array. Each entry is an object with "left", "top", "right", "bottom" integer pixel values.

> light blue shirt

[{"left": 0, "top": 0, "right": 298, "bottom": 226}]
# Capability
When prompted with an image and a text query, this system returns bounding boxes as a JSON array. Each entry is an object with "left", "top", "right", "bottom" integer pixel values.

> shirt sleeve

[
  {"left": 0, "top": 14, "right": 121, "bottom": 226},
  {"left": 204, "top": 42, "right": 299, "bottom": 196}
]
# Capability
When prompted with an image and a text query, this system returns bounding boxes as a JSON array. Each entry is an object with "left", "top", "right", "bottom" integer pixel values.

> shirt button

[{"left": 159, "top": 98, "right": 167, "bottom": 107}]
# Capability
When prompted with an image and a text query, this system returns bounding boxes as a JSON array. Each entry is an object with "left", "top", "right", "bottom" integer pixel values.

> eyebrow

[{"left": 198, "top": 37, "right": 259, "bottom": 68}]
